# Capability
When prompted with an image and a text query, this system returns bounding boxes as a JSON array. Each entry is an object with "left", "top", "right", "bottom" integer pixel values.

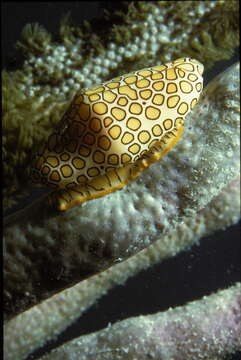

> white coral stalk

[
  {"left": 4, "top": 175, "right": 240, "bottom": 360},
  {"left": 38, "top": 283, "right": 241, "bottom": 360}
]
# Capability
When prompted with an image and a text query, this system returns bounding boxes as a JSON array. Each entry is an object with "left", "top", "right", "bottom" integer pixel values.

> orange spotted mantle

[{"left": 31, "top": 58, "right": 204, "bottom": 211}]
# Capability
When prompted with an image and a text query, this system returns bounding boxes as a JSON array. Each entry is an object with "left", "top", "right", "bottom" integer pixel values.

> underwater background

[{"left": 3, "top": 2, "right": 240, "bottom": 360}]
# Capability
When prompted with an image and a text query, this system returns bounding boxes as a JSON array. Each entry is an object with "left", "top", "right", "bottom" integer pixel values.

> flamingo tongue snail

[{"left": 31, "top": 58, "right": 204, "bottom": 211}]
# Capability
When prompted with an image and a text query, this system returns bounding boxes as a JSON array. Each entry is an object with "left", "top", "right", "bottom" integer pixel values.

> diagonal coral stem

[
  {"left": 3, "top": 63, "right": 240, "bottom": 321},
  {"left": 3, "top": 175, "right": 240, "bottom": 360},
  {"left": 37, "top": 283, "right": 241, "bottom": 360}
]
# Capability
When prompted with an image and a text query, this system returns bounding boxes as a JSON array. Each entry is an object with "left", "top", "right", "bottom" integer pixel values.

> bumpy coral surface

[
  {"left": 2, "top": 1, "right": 239, "bottom": 210},
  {"left": 4, "top": 62, "right": 240, "bottom": 320},
  {"left": 3, "top": 2, "right": 240, "bottom": 360}
]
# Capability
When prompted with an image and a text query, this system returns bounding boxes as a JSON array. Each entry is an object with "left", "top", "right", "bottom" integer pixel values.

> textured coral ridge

[
  {"left": 3, "top": 176, "right": 240, "bottom": 360},
  {"left": 38, "top": 284, "right": 241, "bottom": 360},
  {"left": 3, "top": 63, "right": 240, "bottom": 320},
  {"left": 31, "top": 57, "right": 203, "bottom": 211},
  {"left": 2, "top": 0, "right": 239, "bottom": 210}
]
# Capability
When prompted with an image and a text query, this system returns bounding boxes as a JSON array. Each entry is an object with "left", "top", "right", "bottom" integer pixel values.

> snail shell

[{"left": 31, "top": 57, "right": 204, "bottom": 211}]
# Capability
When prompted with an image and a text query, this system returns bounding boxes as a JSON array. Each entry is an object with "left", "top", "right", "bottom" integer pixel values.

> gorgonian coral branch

[
  {"left": 3, "top": 3, "right": 240, "bottom": 360},
  {"left": 3, "top": 174, "right": 240, "bottom": 360},
  {"left": 37, "top": 283, "right": 241, "bottom": 360},
  {"left": 4, "top": 63, "right": 240, "bottom": 320}
]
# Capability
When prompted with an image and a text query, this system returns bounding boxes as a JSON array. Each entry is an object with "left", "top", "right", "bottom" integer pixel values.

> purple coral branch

[{"left": 40, "top": 283, "right": 241, "bottom": 360}]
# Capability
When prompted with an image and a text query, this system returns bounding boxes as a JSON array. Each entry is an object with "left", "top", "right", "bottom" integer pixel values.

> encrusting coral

[
  {"left": 3, "top": 2, "right": 240, "bottom": 360},
  {"left": 2, "top": 0, "right": 239, "bottom": 210}
]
